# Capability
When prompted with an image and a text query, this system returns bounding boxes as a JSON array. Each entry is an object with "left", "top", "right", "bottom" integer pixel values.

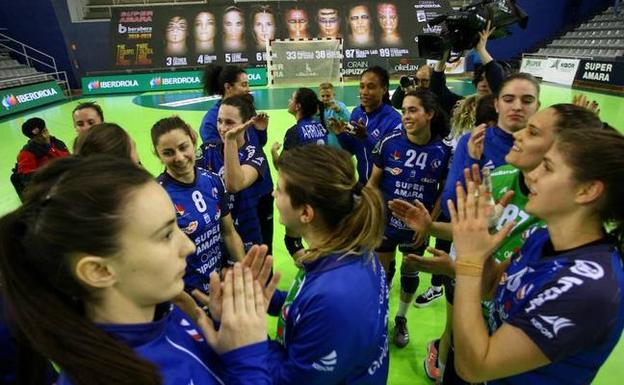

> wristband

[{"left": 455, "top": 261, "right": 483, "bottom": 277}]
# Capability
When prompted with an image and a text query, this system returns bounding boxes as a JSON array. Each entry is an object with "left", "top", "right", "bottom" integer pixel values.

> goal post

[{"left": 267, "top": 38, "right": 343, "bottom": 86}]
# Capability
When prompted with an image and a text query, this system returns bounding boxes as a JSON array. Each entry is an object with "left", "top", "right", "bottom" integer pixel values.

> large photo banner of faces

[{"left": 110, "top": 0, "right": 451, "bottom": 73}]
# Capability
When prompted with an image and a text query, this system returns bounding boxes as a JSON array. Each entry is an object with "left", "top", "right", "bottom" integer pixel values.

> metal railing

[
  {"left": 0, "top": 33, "right": 71, "bottom": 96},
  {"left": 0, "top": 71, "right": 71, "bottom": 94}
]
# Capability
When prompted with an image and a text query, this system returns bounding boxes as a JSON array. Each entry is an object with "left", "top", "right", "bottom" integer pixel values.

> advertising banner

[
  {"left": 109, "top": 1, "right": 451, "bottom": 74},
  {"left": 542, "top": 58, "right": 580, "bottom": 86},
  {"left": 575, "top": 60, "right": 624, "bottom": 87},
  {"left": 520, "top": 56, "right": 547, "bottom": 79},
  {"left": 521, "top": 56, "right": 580, "bottom": 86},
  {"left": 82, "top": 68, "right": 267, "bottom": 95},
  {"left": 0, "top": 81, "right": 65, "bottom": 118},
  {"left": 268, "top": 39, "right": 342, "bottom": 86}
]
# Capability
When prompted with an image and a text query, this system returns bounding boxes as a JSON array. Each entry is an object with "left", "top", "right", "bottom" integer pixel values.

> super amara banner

[
  {"left": 573, "top": 60, "right": 624, "bottom": 93},
  {"left": 0, "top": 81, "right": 65, "bottom": 118},
  {"left": 110, "top": 0, "right": 451, "bottom": 73},
  {"left": 81, "top": 68, "right": 267, "bottom": 95}
]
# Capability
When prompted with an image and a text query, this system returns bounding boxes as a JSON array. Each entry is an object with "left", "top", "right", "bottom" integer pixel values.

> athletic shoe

[
  {"left": 424, "top": 339, "right": 441, "bottom": 381},
  {"left": 414, "top": 286, "right": 443, "bottom": 308},
  {"left": 393, "top": 316, "right": 409, "bottom": 348}
]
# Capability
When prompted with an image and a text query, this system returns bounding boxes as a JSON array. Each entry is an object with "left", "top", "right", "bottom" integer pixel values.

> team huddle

[{"left": 2, "top": 35, "right": 624, "bottom": 385}]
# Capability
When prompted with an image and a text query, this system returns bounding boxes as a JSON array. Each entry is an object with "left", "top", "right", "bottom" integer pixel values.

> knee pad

[
  {"left": 400, "top": 270, "right": 420, "bottom": 295},
  {"left": 284, "top": 235, "right": 304, "bottom": 256}
]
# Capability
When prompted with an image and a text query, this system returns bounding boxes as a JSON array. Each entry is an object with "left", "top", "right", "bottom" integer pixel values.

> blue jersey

[
  {"left": 199, "top": 99, "right": 273, "bottom": 197},
  {"left": 199, "top": 99, "right": 267, "bottom": 147},
  {"left": 283, "top": 117, "right": 328, "bottom": 150},
  {"left": 199, "top": 141, "right": 266, "bottom": 250},
  {"left": 337, "top": 103, "right": 402, "bottom": 184},
  {"left": 373, "top": 131, "right": 451, "bottom": 231},
  {"left": 57, "top": 305, "right": 271, "bottom": 385},
  {"left": 158, "top": 168, "right": 230, "bottom": 293},
  {"left": 441, "top": 125, "right": 513, "bottom": 217},
  {"left": 267, "top": 252, "right": 389, "bottom": 385},
  {"left": 491, "top": 229, "right": 624, "bottom": 385}
]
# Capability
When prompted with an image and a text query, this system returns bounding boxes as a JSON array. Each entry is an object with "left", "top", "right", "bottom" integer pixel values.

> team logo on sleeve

[
  {"left": 180, "top": 319, "right": 204, "bottom": 342},
  {"left": 570, "top": 260, "right": 604, "bottom": 280},
  {"left": 392, "top": 150, "right": 401, "bottom": 160},
  {"left": 211, "top": 187, "right": 218, "bottom": 199},
  {"left": 175, "top": 203, "right": 185, "bottom": 216},
  {"left": 530, "top": 315, "right": 574, "bottom": 339},
  {"left": 182, "top": 221, "right": 199, "bottom": 234},
  {"left": 431, "top": 159, "right": 442, "bottom": 170},
  {"left": 312, "top": 350, "right": 338, "bottom": 372},
  {"left": 516, "top": 283, "right": 534, "bottom": 300}
]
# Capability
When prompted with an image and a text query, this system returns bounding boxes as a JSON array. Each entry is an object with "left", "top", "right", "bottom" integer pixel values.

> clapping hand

[
  {"left": 448, "top": 165, "right": 515, "bottom": 265},
  {"left": 194, "top": 264, "right": 268, "bottom": 354}
]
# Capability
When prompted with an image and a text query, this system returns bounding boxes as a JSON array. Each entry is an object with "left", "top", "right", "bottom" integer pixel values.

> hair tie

[{"left": 352, "top": 183, "right": 363, "bottom": 209}]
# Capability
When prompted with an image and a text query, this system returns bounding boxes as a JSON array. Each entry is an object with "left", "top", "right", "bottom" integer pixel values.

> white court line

[
  {"left": 160, "top": 95, "right": 220, "bottom": 108},
  {"left": 158, "top": 91, "right": 256, "bottom": 108}
]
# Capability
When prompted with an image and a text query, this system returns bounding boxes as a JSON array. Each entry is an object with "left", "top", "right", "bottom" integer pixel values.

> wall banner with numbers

[{"left": 109, "top": 0, "right": 451, "bottom": 75}]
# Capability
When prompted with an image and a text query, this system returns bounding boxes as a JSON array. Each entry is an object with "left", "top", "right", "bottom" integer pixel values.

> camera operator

[
  {"left": 430, "top": 22, "right": 505, "bottom": 117},
  {"left": 390, "top": 64, "right": 433, "bottom": 109}
]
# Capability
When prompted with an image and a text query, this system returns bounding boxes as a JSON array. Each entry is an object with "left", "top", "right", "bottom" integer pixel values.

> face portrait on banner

[
  {"left": 251, "top": 6, "right": 276, "bottom": 50},
  {"left": 222, "top": 6, "right": 246, "bottom": 52},
  {"left": 377, "top": 3, "right": 402, "bottom": 47},
  {"left": 193, "top": 11, "right": 216, "bottom": 54},
  {"left": 347, "top": 4, "right": 374, "bottom": 47},
  {"left": 165, "top": 15, "right": 188, "bottom": 56},
  {"left": 284, "top": 7, "right": 310, "bottom": 40},
  {"left": 317, "top": 7, "right": 341, "bottom": 38}
]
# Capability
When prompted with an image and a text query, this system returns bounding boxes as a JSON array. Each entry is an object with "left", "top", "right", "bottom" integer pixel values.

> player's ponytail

[
  {"left": 0, "top": 155, "right": 162, "bottom": 385},
  {"left": 275, "top": 145, "right": 384, "bottom": 263}
]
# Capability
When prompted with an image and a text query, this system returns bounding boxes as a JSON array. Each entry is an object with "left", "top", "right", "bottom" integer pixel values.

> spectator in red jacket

[{"left": 11, "top": 117, "right": 70, "bottom": 199}]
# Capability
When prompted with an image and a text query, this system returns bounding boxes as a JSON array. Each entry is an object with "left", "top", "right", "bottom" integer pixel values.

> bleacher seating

[
  {"left": 0, "top": 54, "right": 54, "bottom": 90},
  {"left": 536, "top": 6, "right": 624, "bottom": 59}
]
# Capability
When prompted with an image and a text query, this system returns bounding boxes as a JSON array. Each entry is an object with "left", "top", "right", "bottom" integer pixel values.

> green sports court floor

[{"left": 0, "top": 79, "right": 623, "bottom": 384}]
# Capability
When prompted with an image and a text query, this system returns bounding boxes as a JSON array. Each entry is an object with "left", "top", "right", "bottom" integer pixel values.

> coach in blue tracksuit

[
  {"left": 441, "top": 73, "right": 540, "bottom": 217},
  {"left": 338, "top": 66, "right": 402, "bottom": 185},
  {"left": 268, "top": 145, "right": 390, "bottom": 384}
]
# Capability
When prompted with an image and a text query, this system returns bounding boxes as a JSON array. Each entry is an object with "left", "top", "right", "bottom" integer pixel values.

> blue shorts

[{"left": 377, "top": 222, "right": 427, "bottom": 253}]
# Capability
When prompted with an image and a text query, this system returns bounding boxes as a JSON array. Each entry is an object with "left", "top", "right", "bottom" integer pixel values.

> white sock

[
  {"left": 432, "top": 285, "right": 442, "bottom": 293},
  {"left": 438, "top": 361, "right": 446, "bottom": 377},
  {"left": 397, "top": 300, "right": 410, "bottom": 317}
]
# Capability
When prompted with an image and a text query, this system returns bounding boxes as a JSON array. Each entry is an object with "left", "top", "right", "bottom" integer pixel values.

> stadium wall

[{"left": 0, "top": 0, "right": 615, "bottom": 91}]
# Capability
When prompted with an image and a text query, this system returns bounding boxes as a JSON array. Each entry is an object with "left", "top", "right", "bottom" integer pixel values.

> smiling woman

[
  {"left": 450, "top": 128, "right": 624, "bottom": 384},
  {"left": 152, "top": 116, "right": 245, "bottom": 294}
]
